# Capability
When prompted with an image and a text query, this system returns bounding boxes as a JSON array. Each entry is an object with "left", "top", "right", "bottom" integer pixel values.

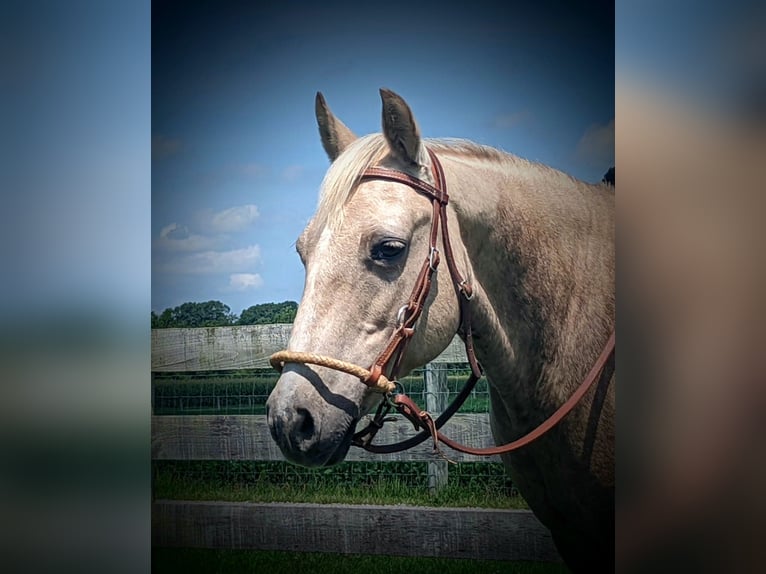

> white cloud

[
  {"left": 227, "top": 273, "right": 264, "bottom": 291},
  {"left": 155, "top": 223, "right": 222, "bottom": 252},
  {"left": 575, "top": 119, "right": 615, "bottom": 168},
  {"left": 157, "top": 244, "right": 262, "bottom": 274},
  {"left": 205, "top": 204, "right": 260, "bottom": 233},
  {"left": 155, "top": 204, "right": 263, "bottom": 275},
  {"left": 159, "top": 223, "right": 178, "bottom": 238}
]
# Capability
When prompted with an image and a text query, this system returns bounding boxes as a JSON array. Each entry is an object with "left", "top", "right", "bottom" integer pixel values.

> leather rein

[{"left": 270, "top": 148, "right": 615, "bottom": 458}]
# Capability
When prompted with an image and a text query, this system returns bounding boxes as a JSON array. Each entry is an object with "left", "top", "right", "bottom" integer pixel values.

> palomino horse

[{"left": 266, "top": 89, "right": 615, "bottom": 572}]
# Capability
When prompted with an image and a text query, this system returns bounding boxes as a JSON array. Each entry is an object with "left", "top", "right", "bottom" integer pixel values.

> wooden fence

[
  {"left": 151, "top": 323, "right": 470, "bottom": 372},
  {"left": 151, "top": 324, "right": 560, "bottom": 562}
]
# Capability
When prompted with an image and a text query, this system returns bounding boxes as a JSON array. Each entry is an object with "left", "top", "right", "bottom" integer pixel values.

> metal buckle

[
  {"left": 428, "top": 247, "right": 439, "bottom": 271},
  {"left": 395, "top": 305, "right": 409, "bottom": 327}
]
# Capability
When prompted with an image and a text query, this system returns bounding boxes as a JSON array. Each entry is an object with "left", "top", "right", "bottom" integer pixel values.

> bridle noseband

[{"left": 270, "top": 148, "right": 615, "bottom": 458}]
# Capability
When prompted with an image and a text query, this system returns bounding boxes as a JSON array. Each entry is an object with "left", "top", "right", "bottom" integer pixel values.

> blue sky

[{"left": 152, "top": 0, "right": 614, "bottom": 316}]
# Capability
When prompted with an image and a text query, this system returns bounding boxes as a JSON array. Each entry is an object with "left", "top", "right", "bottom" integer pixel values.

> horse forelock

[{"left": 313, "top": 134, "right": 390, "bottom": 233}]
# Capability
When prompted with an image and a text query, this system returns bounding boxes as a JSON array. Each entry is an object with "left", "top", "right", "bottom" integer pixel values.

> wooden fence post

[{"left": 424, "top": 362, "right": 448, "bottom": 493}]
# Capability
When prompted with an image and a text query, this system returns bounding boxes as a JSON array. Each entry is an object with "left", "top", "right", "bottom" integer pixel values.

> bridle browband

[{"left": 270, "top": 148, "right": 615, "bottom": 458}]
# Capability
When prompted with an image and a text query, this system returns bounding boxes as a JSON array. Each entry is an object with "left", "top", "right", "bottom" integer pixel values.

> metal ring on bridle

[
  {"left": 385, "top": 381, "right": 405, "bottom": 406},
  {"left": 395, "top": 304, "right": 410, "bottom": 327},
  {"left": 429, "top": 247, "right": 440, "bottom": 271}
]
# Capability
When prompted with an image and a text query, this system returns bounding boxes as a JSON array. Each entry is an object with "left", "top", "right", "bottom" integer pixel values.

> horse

[{"left": 266, "top": 88, "right": 615, "bottom": 572}]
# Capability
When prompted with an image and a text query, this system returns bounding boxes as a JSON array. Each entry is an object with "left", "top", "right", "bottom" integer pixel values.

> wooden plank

[
  {"left": 152, "top": 414, "right": 500, "bottom": 463},
  {"left": 151, "top": 324, "right": 293, "bottom": 371},
  {"left": 152, "top": 500, "right": 561, "bottom": 562},
  {"left": 151, "top": 325, "right": 468, "bottom": 372}
]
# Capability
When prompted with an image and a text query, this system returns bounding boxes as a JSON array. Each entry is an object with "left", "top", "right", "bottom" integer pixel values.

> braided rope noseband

[{"left": 269, "top": 351, "right": 396, "bottom": 394}]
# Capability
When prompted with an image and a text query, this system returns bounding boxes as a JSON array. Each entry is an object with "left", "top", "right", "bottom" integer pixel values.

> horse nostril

[{"left": 295, "top": 407, "right": 315, "bottom": 438}]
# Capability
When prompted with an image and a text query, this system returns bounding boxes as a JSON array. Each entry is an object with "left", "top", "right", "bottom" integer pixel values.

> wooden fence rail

[
  {"left": 152, "top": 500, "right": 561, "bottom": 562},
  {"left": 152, "top": 414, "right": 501, "bottom": 463},
  {"left": 151, "top": 324, "right": 467, "bottom": 372},
  {"left": 151, "top": 325, "right": 560, "bottom": 562}
]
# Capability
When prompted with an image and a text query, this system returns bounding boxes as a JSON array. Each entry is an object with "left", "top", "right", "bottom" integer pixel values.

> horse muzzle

[{"left": 265, "top": 368, "right": 359, "bottom": 467}]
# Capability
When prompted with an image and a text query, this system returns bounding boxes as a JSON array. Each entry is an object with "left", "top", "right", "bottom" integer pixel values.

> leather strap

[
  {"left": 351, "top": 149, "right": 483, "bottom": 450},
  {"left": 391, "top": 331, "right": 615, "bottom": 456},
  {"left": 352, "top": 370, "right": 481, "bottom": 452},
  {"left": 358, "top": 149, "right": 480, "bottom": 389}
]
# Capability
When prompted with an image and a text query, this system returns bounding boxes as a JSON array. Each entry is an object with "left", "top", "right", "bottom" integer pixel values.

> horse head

[{"left": 266, "top": 89, "right": 468, "bottom": 466}]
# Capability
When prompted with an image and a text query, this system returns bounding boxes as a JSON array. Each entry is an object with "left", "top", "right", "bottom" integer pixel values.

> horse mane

[
  {"left": 314, "top": 133, "right": 594, "bottom": 232},
  {"left": 312, "top": 133, "right": 614, "bottom": 235}
]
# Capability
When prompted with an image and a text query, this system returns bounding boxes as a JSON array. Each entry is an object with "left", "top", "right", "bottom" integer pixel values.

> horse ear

[
  {"left": 315, "top": 92, "right": 357, "bottom": 162},
  {"left": 380, "top": 88, "right": 424, "bottom": 166}
]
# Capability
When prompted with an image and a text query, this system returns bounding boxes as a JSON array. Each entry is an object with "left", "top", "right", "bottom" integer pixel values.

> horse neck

[{"left": 445, "top": 153, "right": 615, "bottom": 406}]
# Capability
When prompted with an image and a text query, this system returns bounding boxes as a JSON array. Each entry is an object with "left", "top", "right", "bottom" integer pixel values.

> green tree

[
  {"left": 238, "top": 301, "right": 298, "bottom": 325},
  {"left": 175, "top": 300, "right": 236, "bottom": 327},
  {"left": 153, "top": 308, "right": 173, "bottom": 328},
  {"left": 151, "top": 300, "right": 237, "bottom": 328},
  {"left": 161, "top": 309, "right": 174, "bottom": 327}
]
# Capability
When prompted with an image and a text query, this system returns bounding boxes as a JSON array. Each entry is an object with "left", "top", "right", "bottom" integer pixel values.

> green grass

[
  {"left": 154, "top": 474, "right": 528, "bottom": 509},
  {"left": 153, "top": 460, "right": 528, "bottom": 509},
  {"left": 152, "top": 548, "right": 567, "bottom": 574}
]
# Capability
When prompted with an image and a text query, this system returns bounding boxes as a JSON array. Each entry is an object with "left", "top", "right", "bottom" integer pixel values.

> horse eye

[{"left": 371, "top": 240, "right": 406, "bottom": 261}]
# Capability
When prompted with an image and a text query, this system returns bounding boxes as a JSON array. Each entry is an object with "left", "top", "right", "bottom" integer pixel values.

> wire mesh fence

[
  {"left": 151, "top": 364, "right": 489, "bottom": 416},
  {"left": 151, "top": 333, "right": 519, "bottom": 507}
]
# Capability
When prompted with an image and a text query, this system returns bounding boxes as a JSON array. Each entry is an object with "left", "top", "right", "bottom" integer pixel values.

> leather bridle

[{"left": 270, "top": 148, "right": 615, "bottom": 458}]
